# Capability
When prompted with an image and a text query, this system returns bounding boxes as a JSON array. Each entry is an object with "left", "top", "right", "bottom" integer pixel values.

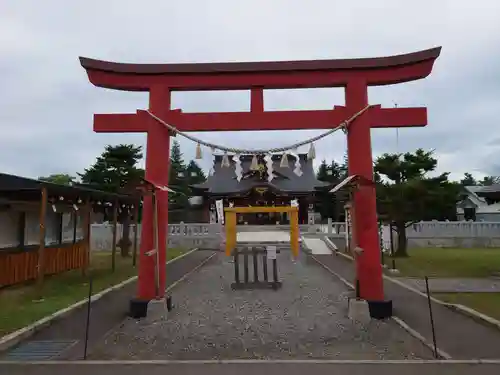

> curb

[
  {"left": 87, "top": 251, "right": 218, "bottom": 359},
  {"left": 311, "top": 241, "right": 451, "bottom": 359},
  {"left": 323, "top": 237, "right": 338, "bottom": 252},
  {"left": 391, "top": 316, "right": 451, "bottom": 359},
  {"left": 309, "top": 253, "right": 355, "bottom": 290},
  {"left": 0, "top": 247, "right": 201, "bottom": 353},
  {"left": 322, "top": 239, "right": 500, "bottom": 332},
  {"left": 161, "top": 252, "right": 217, "bottom": 297},
  {"left": 3, "top": 359, "right": 500, "bottom": 364},
  {"left": 444, "top": 302, "right": 500, "bottom": 331},
  {"left": 323, "top": 237, "right": 352, "bottom": 260},
  {"left": 381, "top": 267, "right": 500, "bottom": 333}
]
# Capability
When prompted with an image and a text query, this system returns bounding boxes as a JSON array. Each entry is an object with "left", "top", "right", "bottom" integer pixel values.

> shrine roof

[
  {"left": 80, "top": 47, "right": 441, "bottom": 75},
  {"left": 476, "top": 184, "right": 500, "bottom": 199},
  {"left": 191, "top": 154, "right": 330, "bottom": 195},
  {"left": 476, "top": 184, "right": 500, "bottom": 193}
]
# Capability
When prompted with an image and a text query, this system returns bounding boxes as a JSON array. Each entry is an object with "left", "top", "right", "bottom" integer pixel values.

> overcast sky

[{"left": 1, "top": 0, "right": 499, "bottom": 182}]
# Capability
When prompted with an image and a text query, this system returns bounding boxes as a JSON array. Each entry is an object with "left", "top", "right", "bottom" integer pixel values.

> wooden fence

[{"left": 0, "top": 242, "right": 87, "bottom": 287}]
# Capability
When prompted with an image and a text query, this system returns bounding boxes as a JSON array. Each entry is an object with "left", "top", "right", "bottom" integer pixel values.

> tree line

[
  {"left": 39, "top": 140, "right": 205, "bottom": 209},
  {"left": 40, "top": 143, "right": 498, "bottom": 257},
  {"left": 316, "top": 148, "right": 500, "bottom": 257},
  {"left": 38, "top": 141, "right": 205, "bottom": 257}
]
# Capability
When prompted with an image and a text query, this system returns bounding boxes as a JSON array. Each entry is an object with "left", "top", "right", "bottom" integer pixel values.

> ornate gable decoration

[{"left": 236, "top": 155, "right": 290, "bottom": 182}]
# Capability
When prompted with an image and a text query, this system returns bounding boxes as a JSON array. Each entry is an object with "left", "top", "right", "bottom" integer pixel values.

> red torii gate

[{"left": 80, "top": 47, "right": 441, "bottom": 318}]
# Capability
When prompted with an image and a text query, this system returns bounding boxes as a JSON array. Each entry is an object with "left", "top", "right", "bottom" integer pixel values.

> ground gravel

[{"left": 89, "top": 252, "right": 432, "bottom": 360}]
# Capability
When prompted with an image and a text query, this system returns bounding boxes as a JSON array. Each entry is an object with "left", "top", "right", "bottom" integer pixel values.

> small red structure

[{"left": 80, "top": 47, "right": 441, "bottom": 317}]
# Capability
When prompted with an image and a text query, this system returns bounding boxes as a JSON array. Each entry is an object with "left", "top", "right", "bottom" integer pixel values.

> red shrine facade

[{"left": 80, "top": 47, "right": 441, "bottom": 318}]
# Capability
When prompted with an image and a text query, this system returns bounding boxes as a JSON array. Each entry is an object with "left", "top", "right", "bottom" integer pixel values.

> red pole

[
  {"left": 345, "top": 78, "right": 384, "bottom": 302},
  {"left": 137, "top": 86, "right": 171, "bottom": 301}
]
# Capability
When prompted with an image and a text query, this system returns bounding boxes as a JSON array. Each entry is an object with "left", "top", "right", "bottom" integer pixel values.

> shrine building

[{"left": 190, "top": 153, "right": 331, "bottom": 225}]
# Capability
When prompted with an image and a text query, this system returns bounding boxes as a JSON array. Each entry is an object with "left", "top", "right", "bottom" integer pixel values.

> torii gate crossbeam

[{"left": 80, "top": 47, "right": 441, "bottom": 318}]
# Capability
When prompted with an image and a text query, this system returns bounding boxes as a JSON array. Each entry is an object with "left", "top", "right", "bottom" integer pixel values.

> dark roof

[
  {"left": 0, "top": 173, "right": 135, "bottom": 204},
  {"left": 476, "top": 184, "right": 500, "bottom": 198},
  {"left": 191, "top": 154, "right": 329, "bottom": 195},
  {"left": 80, "top": 47, "right": 441, "bottom": 75}
]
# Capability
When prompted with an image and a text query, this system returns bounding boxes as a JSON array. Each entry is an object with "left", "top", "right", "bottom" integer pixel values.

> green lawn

[
  {"left": 436, "top": 293, "right": 500, "bottom": 322},
  {"left": 386, "top": 248, "right": 500, "bottom": 278},
  {"left": 0, "top": 248, "right": 188, "bottom": 337}
]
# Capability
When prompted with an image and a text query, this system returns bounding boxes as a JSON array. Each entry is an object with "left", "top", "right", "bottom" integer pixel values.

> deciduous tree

[
  {"left": 480, "top": 176, "right": 500, "bottom": 186},
  {"left": 38, "top": 173, "right": 76, "bottom": 185}
]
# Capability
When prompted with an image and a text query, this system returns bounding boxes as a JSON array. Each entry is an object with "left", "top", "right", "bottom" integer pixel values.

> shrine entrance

[
  {"left": 224, "top": 206, "right": 299, "bottom": 291},
  {"left": 80, "top": 46, "right": 441, "bottom": 318},
  {"left": 224, "top": 206, "right": 300, "bottom": 257}
]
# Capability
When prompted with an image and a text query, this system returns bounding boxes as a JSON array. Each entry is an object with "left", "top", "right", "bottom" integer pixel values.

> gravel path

[{"left": 89, "top": 251, "right": 432, "bottom": 360}]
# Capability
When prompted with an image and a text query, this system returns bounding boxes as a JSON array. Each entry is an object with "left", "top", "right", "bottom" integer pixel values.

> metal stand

[
  {"left": 152, "top": 190, "right": 160, "bottom": 299},
  {"left": 389, "top": 222, "right": 397, "bottom": 271},
  {"left": 379, "top": 220, "right": 385, "bottom": 266},
  {"left": 425, "top": 276, "right": 439, "bottom": 358},
  {"left": 231, "top": 246, "right": 282, "bottom": 290},
  {"left": 83, "top": 275, "right": 93, "bottom": 360}
]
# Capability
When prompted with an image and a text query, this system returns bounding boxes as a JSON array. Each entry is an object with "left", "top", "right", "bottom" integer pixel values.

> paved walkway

[
  {"left": 310, "top": 251, "right": 500, "bottom": 359},
  {"left": 302, "top": 237, "right": 333, "bottom": 255},
  {"left": 2, "top": 361, "right": 500, "bottom": 375},
  {"left": 0, "top": 250, "right": 216, "bottom": 361},
  {"left": 399, "top": 278, "right": 500, "bottom": 293},
  {"left": 88, "top": 251, "right": 432, "bottom": 360}
]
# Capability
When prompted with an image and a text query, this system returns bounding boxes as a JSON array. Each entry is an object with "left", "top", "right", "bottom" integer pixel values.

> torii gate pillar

[
  {"left": 136, "top": 88, "right": 171, "bottom": 304},
  {"left": 345, "top": 79, "right": 384, "bottom": 302},
  {"left": 80, "top": 46, "right": 441, "bottom": 318}
]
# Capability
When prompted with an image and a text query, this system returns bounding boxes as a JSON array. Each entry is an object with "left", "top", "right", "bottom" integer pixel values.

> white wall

[{"left": 0, "top": 205, "right": 85, "bottom": 249}]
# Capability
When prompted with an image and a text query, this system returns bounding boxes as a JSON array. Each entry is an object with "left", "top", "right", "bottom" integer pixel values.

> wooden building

[
  {"left": 0, "top": 173, "right": 136, "bottom": 288},
  {"left": 191, "top": 154, "right": 331, "bottom": 225}
]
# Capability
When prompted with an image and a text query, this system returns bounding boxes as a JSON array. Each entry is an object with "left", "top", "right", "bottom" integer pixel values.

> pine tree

[
  {"left": 375, "top": 149, "right": 461, "bottom": 256},
  {"left": 460, "top": 173, "right": 477, "bottom": 186},
  {"left": 186, "top": 160, "right": 206, "bottom": 186},
  {"left": 79, "top": 144, "right": 144, "bottom": 257},
  {"left": 316, "top": 159, "right": 345, "bottom": 221},
  {"left": 169, "top": 140, "right": 186, "bottom": 187},
  {"left": 168, "top": 140, "right": 189, "bottom": 208},
  {"left": 79, "top": 144, "right": 144, "bottom": 193},
  {"left": 316, "top": 159, "right": 330, "bottom": 181},
  {"left": 339, "top": 153, "right": 348, "bottom": 179}
]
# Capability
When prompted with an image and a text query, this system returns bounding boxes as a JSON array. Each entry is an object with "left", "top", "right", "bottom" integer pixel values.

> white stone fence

[
  {"left": 90, "top": 222, "right": 346, "bottom": 251},
  {"left": 406, "top": 221, "right": 500, "bottom": 238},
  {"left": 404, "top": 221, "right": 500, "bottom": 248},
  {"left": 90, "top": 223, "right": 224, "bottom": 251},
  {"left": 89, "top": 220, "right": 500, "bottom": 251}
]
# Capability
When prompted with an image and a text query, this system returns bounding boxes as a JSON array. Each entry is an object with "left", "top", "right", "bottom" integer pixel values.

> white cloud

[{"left": 1, "top": 0, "right": 500, "bottom": 182}]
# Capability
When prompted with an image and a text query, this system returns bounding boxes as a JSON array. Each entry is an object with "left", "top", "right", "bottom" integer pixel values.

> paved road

[
  {"left": 88, "top": 252, "right": 431, "bottom": 360},
  {"left": 1, "top": 361, "right": 500, "bottom": 375}
]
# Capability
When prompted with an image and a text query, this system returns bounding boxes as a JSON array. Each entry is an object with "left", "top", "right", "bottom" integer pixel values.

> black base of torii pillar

[{"left": 331, "top": 174, "right": 393, "bottom": 320}]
